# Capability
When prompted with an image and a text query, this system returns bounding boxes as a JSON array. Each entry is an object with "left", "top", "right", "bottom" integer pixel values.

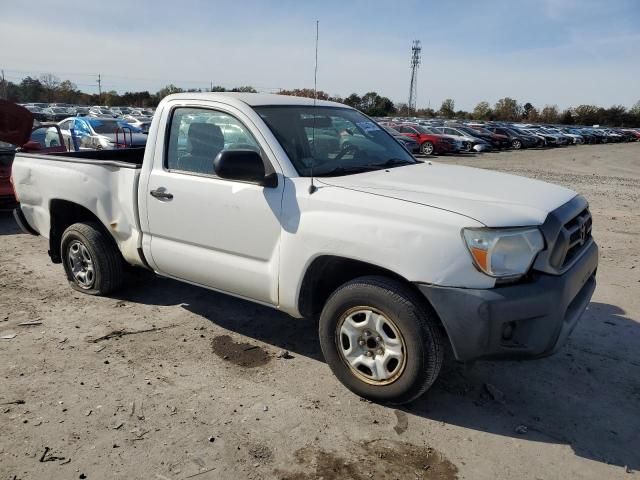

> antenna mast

[
  {"left": 309, "top": 20, "right": 319, "bottom": 194},
  {"left": 408, "top": 40, "right": 421, "bottom": 115}
]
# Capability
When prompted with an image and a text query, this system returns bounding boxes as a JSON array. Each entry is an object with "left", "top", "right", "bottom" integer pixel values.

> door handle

[{"left": 150, "top": 189, "right": 174, "bottom": 200}]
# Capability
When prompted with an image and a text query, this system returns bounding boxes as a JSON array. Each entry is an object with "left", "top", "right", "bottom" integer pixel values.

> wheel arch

[
  {"left": 297, "top": 255, "right": 436, "bottom": 320},
  {"left": 48, "top": 199, "right": 115, "bottom": 263}
]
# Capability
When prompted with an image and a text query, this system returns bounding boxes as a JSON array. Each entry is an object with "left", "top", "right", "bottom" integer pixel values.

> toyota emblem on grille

[{"left": 579, "top": 221, "right": 587, "bottom": 245}]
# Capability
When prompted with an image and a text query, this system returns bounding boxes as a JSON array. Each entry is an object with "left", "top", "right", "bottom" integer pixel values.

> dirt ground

[{"left": 1, "top": 143, "right": 639, "bottom": 480}]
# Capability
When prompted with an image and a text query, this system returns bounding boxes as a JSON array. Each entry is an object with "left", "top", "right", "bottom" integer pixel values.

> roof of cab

[{"left": 163, "top": 92, "right": 347, "bottom": 108}]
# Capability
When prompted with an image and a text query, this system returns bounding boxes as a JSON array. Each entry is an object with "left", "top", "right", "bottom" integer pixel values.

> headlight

[{"left": 462, "top": 227, "right": 544, "bottom": 278}]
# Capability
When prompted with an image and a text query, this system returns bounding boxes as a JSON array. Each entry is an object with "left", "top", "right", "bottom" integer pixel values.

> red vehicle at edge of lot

[
  {"left": 389, "top": 123, "right": 459, "bottom": 155},
  {"left": 0, "top": 100, "right": 68, "bottom": 210}
]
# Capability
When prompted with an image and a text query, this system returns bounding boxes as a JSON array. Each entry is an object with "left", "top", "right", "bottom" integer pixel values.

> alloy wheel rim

[
  {"left": 68, "top": 240, "right": 95, "bottom": 289},
  {"left": 336, "top": 307, "right": 407, "bottom": 385},
  {"left": 422, "top": 143, "right": 433, "bottom": 154}
]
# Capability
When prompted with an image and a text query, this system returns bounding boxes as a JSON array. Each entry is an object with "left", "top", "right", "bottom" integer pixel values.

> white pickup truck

[{"left": 8, "top": 93, "right": 598, "bottom": 404}]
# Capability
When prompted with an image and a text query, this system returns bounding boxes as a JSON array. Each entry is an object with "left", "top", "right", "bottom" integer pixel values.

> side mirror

[
  {"left": 21, "top": 140, "right": 42, "bottom": 152},
  {"left": 213, "top": 149, "right": 277, "bottom": 187}
]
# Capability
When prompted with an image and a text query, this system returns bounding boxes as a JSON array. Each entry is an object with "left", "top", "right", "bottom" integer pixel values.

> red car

[
  {"left": 392, "top": 123, "right": 460, "bottom": 155},
  {"left": 0, "top": 100, "right": 67, "bottom": 210}
]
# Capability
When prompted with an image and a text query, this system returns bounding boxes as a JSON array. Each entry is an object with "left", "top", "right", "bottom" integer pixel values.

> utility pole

[
  {"left": 408, "top": 40, "right": 421, "bottom": 115},
  {"left": 210, "top": 81, "right": 213, "bottom": 92},
  {"left": 97, "top": 74, "right": 102, "bottom": 104},
  {"left": 1, "top": 70, "right": 5, "bottom": 99}
]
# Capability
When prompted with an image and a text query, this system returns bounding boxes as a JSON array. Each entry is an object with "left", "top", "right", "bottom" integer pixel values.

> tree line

[
  {"left": 413, "top": 97, "right": 640, "bottom": 127},
  {"left": 1, "top": 74, "right": 638, "bottom": 126},
  {"left": 0, "top": 75, "right": 398, "bottom": 118}
]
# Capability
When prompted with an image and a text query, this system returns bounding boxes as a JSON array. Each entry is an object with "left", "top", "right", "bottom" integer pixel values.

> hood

[
  {"left": 318, "top": 162, "right": 576, "bottom": 227},
  {"left": 0, "top": 99, "right": 33, "bottom": 147}
]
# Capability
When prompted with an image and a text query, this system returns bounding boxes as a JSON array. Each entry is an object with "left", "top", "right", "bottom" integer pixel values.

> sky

[{"left": 1, "top": 0, "right": 639, "bottom": 110}]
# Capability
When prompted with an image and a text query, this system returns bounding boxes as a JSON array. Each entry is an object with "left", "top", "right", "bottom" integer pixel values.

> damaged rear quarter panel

[{"left": 12, "top": 154, "right": 144, "bottom": 266}]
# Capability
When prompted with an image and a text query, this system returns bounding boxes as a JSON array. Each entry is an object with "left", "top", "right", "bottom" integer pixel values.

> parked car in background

[
  {"left": 522, "top": 127, "right": 565, "bottom": 146},
  {"left": 485, "top": 126, "right": 540, "bottom": 149},
  {"left": 381, "top": 126, "right": 420, "bottom": 154},
  {"left": 468, "top": 126, "right": 512, "bottom": 149},
  {"left": 393, "top": 123, "right": 462, "bottom": 155},
  {"left": 621, "top": 128, "right": 640, "bottom": 141},
  {"left": 123, "top": 115, "right": 153, "bottom": 134},
  {"left": 58, "top": 116, "right": 148, "bottom": 149},
  {"left": 562, "top": 127, "right": 596, "bottom": 144},
  {"left": 435, "top": 126, "right": 492, "bottom": 152},
  {"left": 24, "top": 105, "right": 49, "bottom": 122},
  {"left": 456, "top": 126, "right": 510, "bottom": 149},
  {"left": 74, "top": 106, "right": 91, "bottom": 116},
  {"left": 42, "top": 107, "right": 70, "bottom": 122},
  {"left": 89, "top": 107, "right": 118, "bottom": 118}
]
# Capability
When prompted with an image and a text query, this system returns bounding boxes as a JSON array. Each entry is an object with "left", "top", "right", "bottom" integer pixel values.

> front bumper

[{"left": 417, "top": 240, "right": 598, "bottom": 362}]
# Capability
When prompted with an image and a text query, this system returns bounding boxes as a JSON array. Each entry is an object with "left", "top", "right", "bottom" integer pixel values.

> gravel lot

[{"left": 1, "top": 143, "right": 639, "bottom": 480}]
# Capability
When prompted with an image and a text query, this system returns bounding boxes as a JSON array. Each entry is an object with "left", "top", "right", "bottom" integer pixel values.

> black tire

[
  {"left": 319, "top": 276, "right": 444, "bottom": 405},
  {"left": 420, "top": 141, "right": 434, "bottom": 155},
  {"left": 61, "top": 222, "right": 124, "bottom": 295}
]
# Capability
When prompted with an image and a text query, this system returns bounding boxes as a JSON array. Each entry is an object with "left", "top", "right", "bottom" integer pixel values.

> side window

[
  {"left": 59, "top": 120, "right": 72, "bottom": 130},
  {"left": 444, "top": 128, "right": 456, "bottom": 135},
  {"left": 166, "top": 107, "right": 259, "bottom": 175},
  {"left": 74, "top": 119, "right": 90, "bottom": 134}
]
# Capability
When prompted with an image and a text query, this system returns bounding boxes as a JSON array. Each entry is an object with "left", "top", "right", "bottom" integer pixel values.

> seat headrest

[{"left": 188, "top": 123, "right": 224, "bottom": 156}]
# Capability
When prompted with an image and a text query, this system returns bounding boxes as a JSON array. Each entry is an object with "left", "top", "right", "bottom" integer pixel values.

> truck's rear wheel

[
  {"left": 319, "top": 276, "right": 444, "bottom": 405},
  {"left": 61, "top": 222, "right": 124, "bottom": 295}
]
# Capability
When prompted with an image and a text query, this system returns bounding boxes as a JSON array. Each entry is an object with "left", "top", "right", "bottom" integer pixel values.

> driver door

[{"left": 144, "top": 106, "right": 284, "bottom": 305}]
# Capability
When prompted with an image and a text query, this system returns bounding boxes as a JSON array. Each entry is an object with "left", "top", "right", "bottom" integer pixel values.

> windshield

[
  {"left": 255, "top": 106, "right": 415, "bottom": 177},
  {"left": 87, "top": 118, "right": 142, "bottom": 134},
  {"left": 458, "top": 127, "right": 482, "bottom": 136}
]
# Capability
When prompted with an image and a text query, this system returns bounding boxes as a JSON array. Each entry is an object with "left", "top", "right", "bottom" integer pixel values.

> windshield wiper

[
  {"left": 314, "top": 165, "right": 379, "bottom": 177},
  {"left": 314, "top": 159, "right": 413, "bottom": 177},
  {"left": 376, "top": 158, "right": 414, "bottom": 168}
]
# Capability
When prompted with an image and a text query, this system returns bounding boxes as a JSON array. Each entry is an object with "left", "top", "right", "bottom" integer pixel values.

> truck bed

[
  {"left": 39, "top": 147, "right": 145, "bottom": 167},
  {"left": 11, "top": 150, "right": 146, "bottom": 267}
]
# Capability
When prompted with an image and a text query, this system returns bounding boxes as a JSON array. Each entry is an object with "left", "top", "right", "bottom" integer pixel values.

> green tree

[
  {"left": 560, "top": 109, "right": 574, "bottom": 125},
  {"left": 19, "top": 77, "right": 45, "bottom": 102},
  {"left": 439, "top": 98, "right": 455, "bottom": 118},
  {"left": 539, "top": 105, "right": 559, "bottom": 123},
  {"left": 493, "top": 97, "right": 522, "bottom": 121},
  {"left": 523, "top": 105, "right": 539, "bottom": 122},
  {"left": 522, "top": 102, "right": 535, "bottom": 119},
  {"left": 342, "top": 93, "right": 362, "bottom": 110},
  {"left": 573, "top": 105, "right": 599, "bottom": 125},
  {"left": 230, "top": 86, "right": 257, "bottom": 93},
  {"left": 278, "top": 88, "right": 330, "bottom": 100},
  {"left": 157, "top": 84, "right": 184, "bottom": 100},
  {"left": 472, "top": 101, "right": 491, "bottom": 120},
  {"left": 39, "top": 73, "right": 60, "bottom": 102}
]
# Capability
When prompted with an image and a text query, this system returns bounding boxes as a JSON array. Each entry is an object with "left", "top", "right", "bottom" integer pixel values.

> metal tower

[{"left": 408, "top": 40, "right": 421, "bottom": 114}]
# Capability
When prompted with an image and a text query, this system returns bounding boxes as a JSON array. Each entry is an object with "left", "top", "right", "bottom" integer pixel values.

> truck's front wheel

[
  {"left": 61, "top": 222, "right": 124, "bottom": 295},
  {"left": 319, "top": 276, "right": 444, "bottom": 405}
]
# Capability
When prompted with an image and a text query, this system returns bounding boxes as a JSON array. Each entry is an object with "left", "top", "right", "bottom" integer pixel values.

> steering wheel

[{"left": 334, "top": 143, "right": 359, "bottom": 162}]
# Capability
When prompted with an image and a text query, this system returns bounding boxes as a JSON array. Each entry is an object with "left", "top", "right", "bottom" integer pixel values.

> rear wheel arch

[{"left": 48, "top": 200, "right": 116, "bottom": 263}]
